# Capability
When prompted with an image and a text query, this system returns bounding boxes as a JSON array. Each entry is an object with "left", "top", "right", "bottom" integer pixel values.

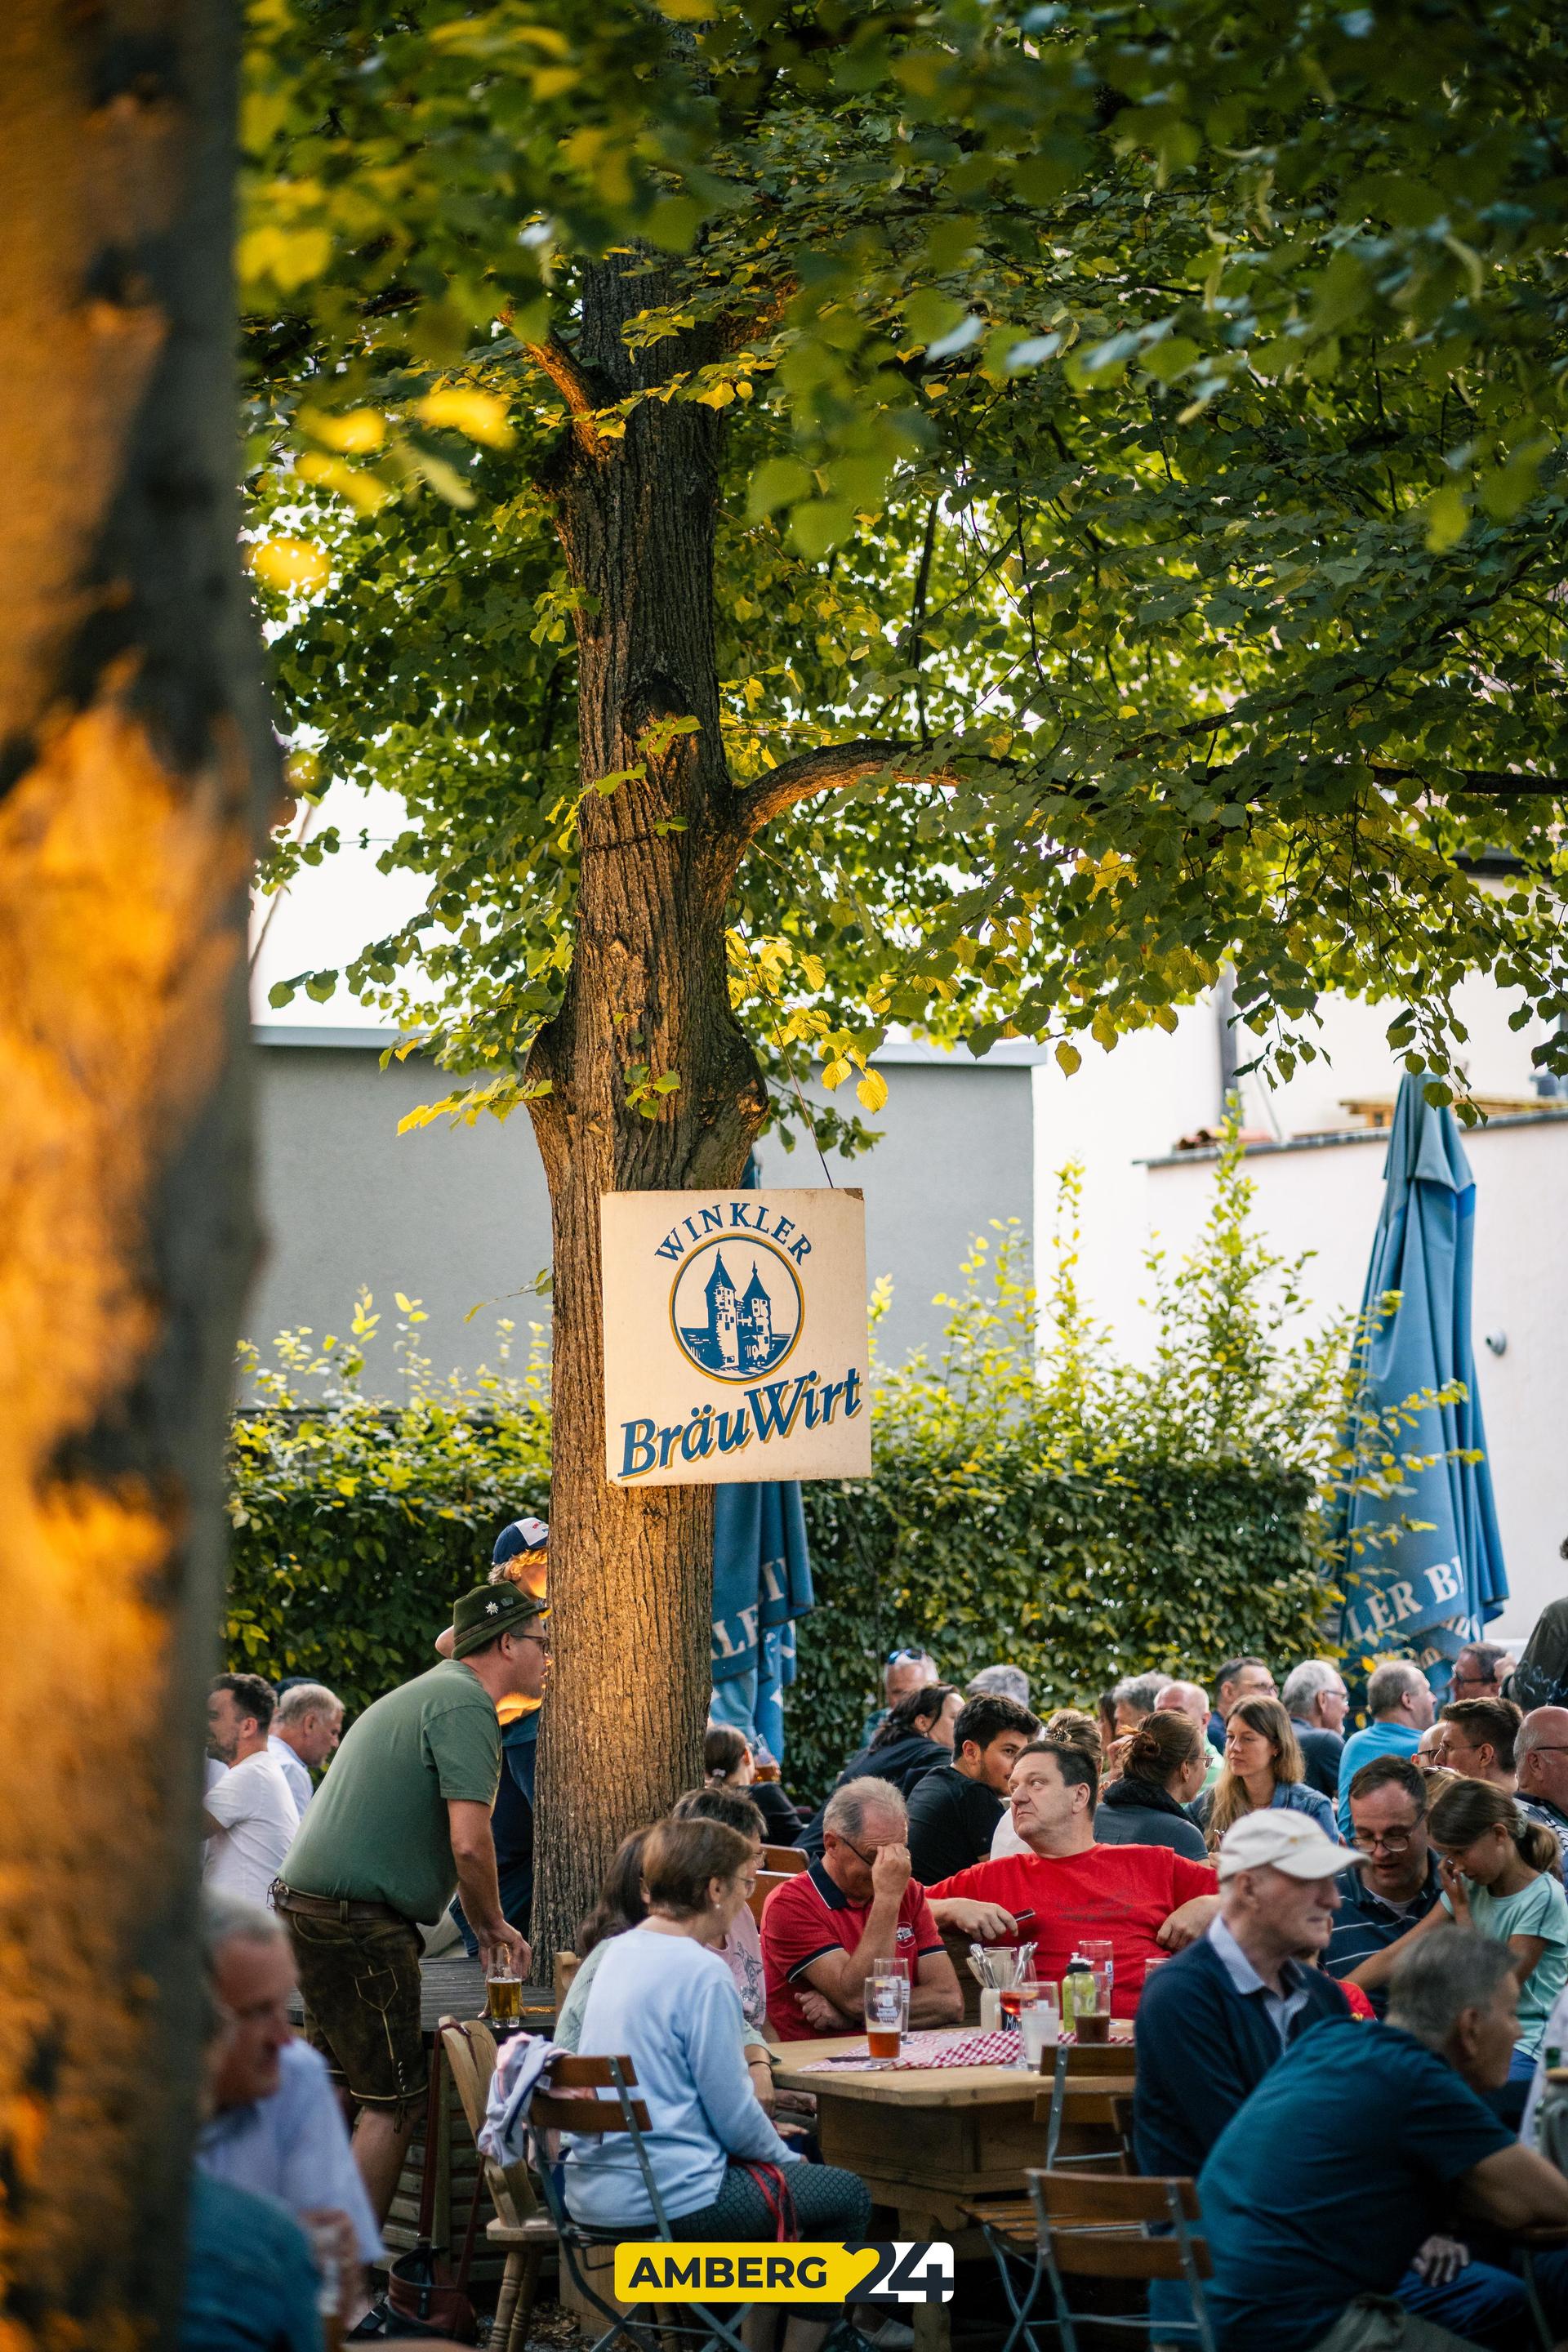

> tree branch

[
  {"left": 1370, "top": 764, "right": 1568, "bottom": 798},
  {"left": 521, "top": 334, "right": 609, "bottom": 454},
  {"left": 737, "top": 738, "right": 954, "bottom": 835}
]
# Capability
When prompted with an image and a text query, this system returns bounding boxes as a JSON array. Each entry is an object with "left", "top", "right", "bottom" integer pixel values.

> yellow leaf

[
  {"left": 295, "top": 451, "right": 390, "bottom": 514},
  {"left": 298, "top": 405, "right": 385, "bottom": 454},
  {"left": 857, "top": 1069, "right": 889, "bottom": 1113},
  {"left": 413, "top": 387, "right": 515, "bottom": 449},
  {"left": 821, "top": 1056, "right": 851, "bottom": 1090},
  {"left": 1055, "top": 1040, "right": 1082, "bottom": 1076},
  {"left": 248, "top": 537, "right": 330, "bottom": 595}
]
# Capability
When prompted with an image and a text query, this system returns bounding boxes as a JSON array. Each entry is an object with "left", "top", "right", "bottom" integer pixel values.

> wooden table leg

[{"left": 897, "top": 2206, "right": 951, "bottom": 2352}]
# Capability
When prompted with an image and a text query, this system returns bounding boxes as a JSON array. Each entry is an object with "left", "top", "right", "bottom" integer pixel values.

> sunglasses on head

[{"left": 886, "top": 1646, "right": 927, "bottom": 1666}]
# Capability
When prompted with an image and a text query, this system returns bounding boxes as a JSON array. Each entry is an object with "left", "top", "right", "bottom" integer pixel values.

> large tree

[
  {"left": 246, "top": 0, "right": 1568, "bottom": 1949},
  {"left": 0, "top": 0, "right": 272, "bottom": 2337}
]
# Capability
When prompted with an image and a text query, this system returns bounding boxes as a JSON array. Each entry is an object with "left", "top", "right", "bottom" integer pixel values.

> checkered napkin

[{"left": 799, "top": 2030, "right": 1024, "bottom": 2072}]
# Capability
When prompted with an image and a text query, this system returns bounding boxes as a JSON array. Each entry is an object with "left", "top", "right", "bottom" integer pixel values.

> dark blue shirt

[
  {"left": 1290, "top": 1717, "right": 1344, "bottom": 1800},
  {"left": 1323, "top": 1855, "right": 1443, "bottom": 2016},
  {"left": 1134, "top": 1928, "right": 1350, "bottom": 2180},
  {"left": 1198, "top": 2019, "right": 1512, "bottom": 2352},
  {"left": 180, "top": 2172, "right": 322, "bottom": 2352}
]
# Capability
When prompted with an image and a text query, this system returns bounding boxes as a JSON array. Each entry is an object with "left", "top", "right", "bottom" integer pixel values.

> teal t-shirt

[
  {"left": 282, "top": 1660, "right": 501, "bottom": 1922},
  {"left": 1442, "top": 1869, "right": 1568, "bottom": 2056}
]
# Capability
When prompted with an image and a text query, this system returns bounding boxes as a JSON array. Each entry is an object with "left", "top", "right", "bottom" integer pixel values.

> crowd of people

[{"left": 188, "top": 1556, "right": 1568, "bottom": 2352}]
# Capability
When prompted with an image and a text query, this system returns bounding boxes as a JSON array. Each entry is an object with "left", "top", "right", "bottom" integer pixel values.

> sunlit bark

[{"left": 0, "top": 2, "right": 269, "bottom": 2337}]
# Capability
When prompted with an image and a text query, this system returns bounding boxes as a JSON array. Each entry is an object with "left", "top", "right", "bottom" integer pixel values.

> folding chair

[
  {"left": 1042, "top": 2042, "right": 1138, "bottom": 2169},
  {"left": 438, "top": 2018, "right": 557, "bottom": 2352},
  {"left": 1030, "top": 2171, "right": 1215, "bottom": 2352},
  {"left": 956, "top": 2049, "right": 1138, "bottom": 2352},
  {"left": 530, "top": 2054, "right": 756, "bottom": 2352}
]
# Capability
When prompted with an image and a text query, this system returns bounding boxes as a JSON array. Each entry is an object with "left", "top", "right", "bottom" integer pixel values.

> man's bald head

[
  {"left": 1517, "top": 1708, "right": 1568, "bottom": 1816},
  {"left": 1156, "top": 1682, "right": 1211, "bottom": 1731}
]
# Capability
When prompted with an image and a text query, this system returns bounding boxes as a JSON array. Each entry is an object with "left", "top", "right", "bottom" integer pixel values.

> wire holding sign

[{"left": 600, "top": 1189, "right": 871, "bottom": 1486}]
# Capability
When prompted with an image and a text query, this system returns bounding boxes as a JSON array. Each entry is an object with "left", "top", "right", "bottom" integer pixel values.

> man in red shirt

[
  {"left": 763, "top": 1776, "right": 1007, "bottom": 2039},
  {"left": 929, "top": 1740, "right": 1221, "bottom": 2016}
]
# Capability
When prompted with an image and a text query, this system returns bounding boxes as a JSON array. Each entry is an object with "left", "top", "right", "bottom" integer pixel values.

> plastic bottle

[{"left": 1062, "top": 1952, "right": 1094, "bottom": 2032}]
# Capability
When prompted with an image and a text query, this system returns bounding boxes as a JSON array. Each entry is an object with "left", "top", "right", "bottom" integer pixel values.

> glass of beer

[
  {"left": 864, "top": 1963, "right": 909, "bottom": 2059},
  {"left": 485, "top": 1954, "right": 523, "bottom": 2028}
]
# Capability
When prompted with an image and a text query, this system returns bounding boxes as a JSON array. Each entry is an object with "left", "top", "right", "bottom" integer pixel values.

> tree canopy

[{"left": 245, "top": 0, "right": 1568, "bottom": 1129}]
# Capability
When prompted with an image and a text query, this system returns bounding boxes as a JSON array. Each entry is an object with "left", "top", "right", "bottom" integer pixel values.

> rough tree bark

[
  {"left": 525, "top": 261, "right": 768, "bottom": 1953},
  {"left": 0, "top": 3, "right": 271, "bottom": 2340},
  {"left": 523, "top": 256, "right": 951, "bottom": 1956}
]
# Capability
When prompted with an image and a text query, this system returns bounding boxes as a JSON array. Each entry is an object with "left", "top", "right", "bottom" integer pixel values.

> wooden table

[{"left": 773, "top": 2028, "right": 1116, "bottom": 2352}]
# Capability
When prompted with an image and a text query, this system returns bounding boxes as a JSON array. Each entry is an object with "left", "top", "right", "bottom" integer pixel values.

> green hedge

[
  {"left": 791, "top": 1457, "right": 1322, "bottom": 1796},
  {"left": 226, "top": 1298, "right": 550, "bottom": 1715},
  {"left": 227, "top": 1138, "right": 1405, "bottom": 1803}
]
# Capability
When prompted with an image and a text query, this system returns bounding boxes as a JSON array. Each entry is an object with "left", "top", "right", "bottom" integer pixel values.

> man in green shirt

[{"left": 275, "top": 1581, "right": 550, "bottom": 2222}]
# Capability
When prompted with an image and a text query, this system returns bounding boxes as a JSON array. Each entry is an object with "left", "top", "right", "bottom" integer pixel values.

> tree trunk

[
  {"left": 527, "top": 256, "right": 768, "bottom": 1956},
  {"left": 0, "top": 3, "right": 270, "bottom": 2338}
]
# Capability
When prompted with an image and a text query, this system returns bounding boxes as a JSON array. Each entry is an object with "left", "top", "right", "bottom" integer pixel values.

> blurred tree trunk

[{"left": 0, "top": 2, "right": 270, "bottom": 2339}]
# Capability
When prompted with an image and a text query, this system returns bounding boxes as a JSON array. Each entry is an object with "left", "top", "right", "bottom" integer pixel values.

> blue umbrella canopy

[{"left": 1335, "top": 1075, "right": 1507, "bottom": 1687}]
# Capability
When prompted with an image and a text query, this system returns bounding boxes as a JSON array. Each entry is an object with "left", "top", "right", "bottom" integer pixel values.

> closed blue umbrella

[
  {"left": 707, "top": 1156, "right": 815, "bottom": 1761},
  {"left": 709, "top": 1480, "right": 814, "bottom": 1761},
  {"left": 1335, "top": 1075, "right": 1507, "bottom": 1690}
]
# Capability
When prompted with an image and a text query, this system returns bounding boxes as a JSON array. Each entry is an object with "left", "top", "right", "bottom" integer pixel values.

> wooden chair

[
  {"left": 530, "top": 2056, "right": 762, "bottom": 2352},
  {"left": 760, "top": 1844, "right": 808, "bottom": 1873},
  {"left": 956, "top": 2046, "right": 1138, "bottom": 2352},
  {"left": 745, "top": 1869, "right": 795, "bottom": 1924},
  {"left": 438, "top": 2018, "right": 558, "bottom": 2352},
  {"left": 1030, "top": 2172, "right": 1215, "bottom": 2352}
]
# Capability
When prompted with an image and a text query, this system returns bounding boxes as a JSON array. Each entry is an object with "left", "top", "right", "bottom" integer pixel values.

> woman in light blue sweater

[
  {"left": 1194, "top": 1696, "right": 1343, "bottom": 1849},
  {"left": 567, "top": 1817, "right": 870, "bottom": 2339}
]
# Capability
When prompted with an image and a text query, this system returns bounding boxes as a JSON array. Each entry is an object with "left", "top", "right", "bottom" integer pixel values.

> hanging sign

[{"left": 600, "top": 1187, "right": 871, "bottom": 1486}]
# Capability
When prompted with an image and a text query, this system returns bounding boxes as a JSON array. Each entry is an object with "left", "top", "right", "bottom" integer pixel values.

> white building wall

[{"left": 1031, "top": 992, "right": 1568, "bottom": 1646}]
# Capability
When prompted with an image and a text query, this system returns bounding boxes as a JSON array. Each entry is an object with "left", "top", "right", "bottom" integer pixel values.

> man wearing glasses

[
  {"left": 274, "top": 1581, "right": 549, "bottom": 2222},
  {"left": 1323, "top": 1755, "right": 1443, "bottom": 2017},
  {"left": 1517, "top": 1708, "right": 1568, "bottom": 1844},
  {"left": 1450, "top": 1642, "right": 1510, "bottom": 1702}
]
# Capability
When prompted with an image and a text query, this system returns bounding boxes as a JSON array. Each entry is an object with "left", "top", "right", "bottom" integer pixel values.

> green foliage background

[{"left": 221, "top": 1139, "right": 1454, "bottom": 1797}]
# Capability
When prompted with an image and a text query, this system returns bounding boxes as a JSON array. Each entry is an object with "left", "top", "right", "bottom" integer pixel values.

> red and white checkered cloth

[{"left": 800, "top": 2029, "right": 1027, "bottom": 2072}]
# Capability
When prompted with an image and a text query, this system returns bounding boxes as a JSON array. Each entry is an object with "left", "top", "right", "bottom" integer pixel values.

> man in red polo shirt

[
  {"left": 929, "top": 1740, "right": 1221, "bottom": 2017},
  {"left": 763, "top": 1777, "right": 1007, "bottom": 2039}
]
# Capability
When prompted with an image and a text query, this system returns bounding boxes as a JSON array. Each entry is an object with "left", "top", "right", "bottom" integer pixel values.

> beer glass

[
  {"left": 485, "top": 1953, "right": 523, "bottom": 2027},
  {"left": 863, "top": 1962, "right": 909, "bottom": 2059}
]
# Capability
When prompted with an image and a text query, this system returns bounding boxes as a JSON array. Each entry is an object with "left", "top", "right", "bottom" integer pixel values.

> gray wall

[
  {"left": 249, "top": 1031, "right": 1037, "bottom": 1392},
  {"left": 753, "top": 1062, "right": 1036, "bottom": 1368}
]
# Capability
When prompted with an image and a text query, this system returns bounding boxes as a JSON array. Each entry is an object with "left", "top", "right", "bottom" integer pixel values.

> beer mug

[
  {"left": 863, "top": 1961, "right": 910, "bottom": 2059},
  {"left": 485, "top": 1953, "right": 523, "bottom": 2027}
]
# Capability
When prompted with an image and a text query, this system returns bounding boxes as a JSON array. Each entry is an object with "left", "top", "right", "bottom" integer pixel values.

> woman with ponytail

[
  {"left": 1429, "top": 1778, "right": 1568, "bottom": 2074},
  {"left": 1095, "top": 1713, "right": 1210, "bottom": 1860}
]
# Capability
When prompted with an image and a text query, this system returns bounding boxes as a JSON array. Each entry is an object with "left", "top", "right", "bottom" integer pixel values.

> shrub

[
  {"left": 226, "top": 1291, "right": 550, "bottom": 1713},
  {"left": 788, "top": 1136, "right": 1355, "bottom": 1792}
]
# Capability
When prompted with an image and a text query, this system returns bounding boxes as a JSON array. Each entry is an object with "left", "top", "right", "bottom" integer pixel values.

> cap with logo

[
  {"left": 451, "top": 1580, "right": 548, "bottom": 1660},
  {"left": 493, "top": 1516, "right": 549, "bottom": 1567},
  {"left": 1215, "top": 1810, "right": 1366, "bottom": 1882}
]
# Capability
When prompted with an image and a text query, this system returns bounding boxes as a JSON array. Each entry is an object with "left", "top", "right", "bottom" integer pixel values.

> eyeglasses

[
  {"left": 837, "top": 1836, "right": 886, "bottom": 1869},
  {"left": 519, "top": 1630, "right": 552, "bottom": 1654},
  {"left": 1525, "top": 1744, "right": 1568, "bottom": 1757},
  {"left": 1351, "top": 1828, "right": 1419, "bottom": 1853},
  {"left": 886, "top": 1647, "right": 928, "bottom": 1666}
]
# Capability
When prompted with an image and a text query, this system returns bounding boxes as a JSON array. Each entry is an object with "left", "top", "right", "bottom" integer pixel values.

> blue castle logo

[{"left": 670, "top": 1240, "right": 800, "bottom": 1381}]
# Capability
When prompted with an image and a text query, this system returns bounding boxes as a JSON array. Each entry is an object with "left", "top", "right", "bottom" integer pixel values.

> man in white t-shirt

[
  {"left": 204, "top": 1673, "right": 301, "bottom": 1906},
  {"left": 267, "top": 1682, "right": 344, "bottom": 1816}
]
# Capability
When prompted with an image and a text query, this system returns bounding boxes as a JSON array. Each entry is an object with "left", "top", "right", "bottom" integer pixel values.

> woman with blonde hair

[{"left": 1196, "top": 1694, "right": 1340, "bottom": 1846}]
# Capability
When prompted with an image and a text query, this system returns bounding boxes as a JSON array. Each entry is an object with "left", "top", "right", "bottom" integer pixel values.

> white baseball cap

[{"left": 1216, "top": 1811, "right": 1365, "bottom": 1882}]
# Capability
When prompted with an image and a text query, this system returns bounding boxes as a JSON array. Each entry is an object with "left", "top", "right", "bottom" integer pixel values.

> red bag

[{"left": 737, "top": 2161, "right": 800, "bottom": 2242}]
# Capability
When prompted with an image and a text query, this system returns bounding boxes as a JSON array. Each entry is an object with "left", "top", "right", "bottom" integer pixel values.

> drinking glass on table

[
  {"left": 864, "top": 1962, "right": 910, "bottom": 2059},
  {"left": 484, "top": 1952, "right": 523, "bottom": 2028},
  {"left": 1080, "top": 1940, "right": 1114, "bottom": 1992},
  {"left": 1018, "top": 1983, "right": 1060, "bottom": 2069}
]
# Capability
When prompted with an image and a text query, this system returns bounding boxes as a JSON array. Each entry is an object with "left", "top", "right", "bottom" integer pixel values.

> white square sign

[{"left": 600, "top": 1187, "right": 871, "bottom": 1486}]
